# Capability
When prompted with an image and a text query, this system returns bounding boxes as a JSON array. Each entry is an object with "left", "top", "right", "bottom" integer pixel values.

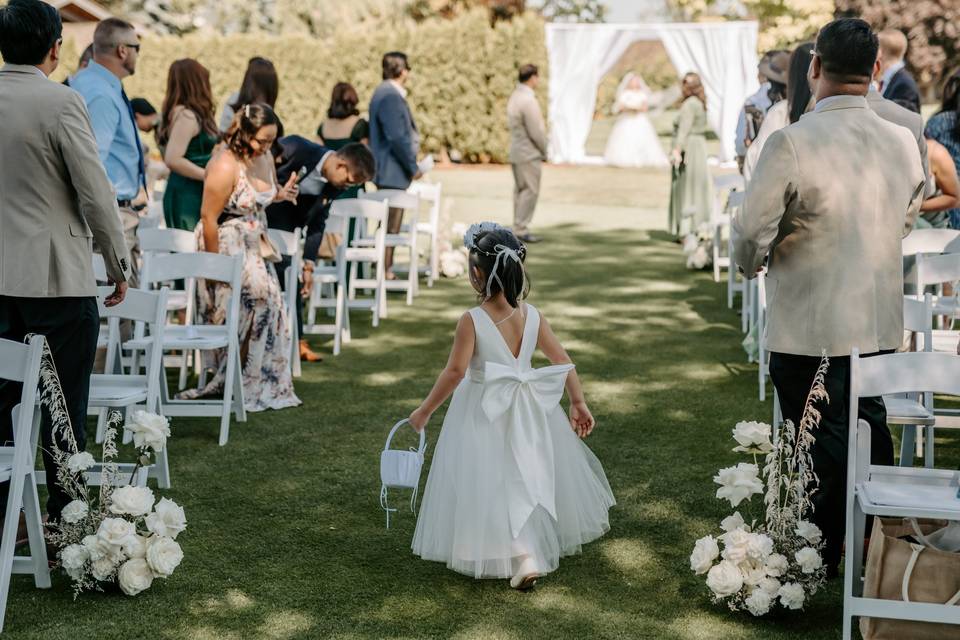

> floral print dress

[{"left": 183, "top": 165, "right": 301, "bottom": 412}]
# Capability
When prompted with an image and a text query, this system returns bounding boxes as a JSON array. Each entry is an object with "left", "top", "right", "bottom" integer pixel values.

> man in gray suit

[
  {"left": 733, "top": 18, "right": 925, "bottom": 575},
  {"left": 507, "top": 64, "right": 548, "bottom": 243},
  {"left": 0, "top": 0, "right": 129, "bottom": 521}
]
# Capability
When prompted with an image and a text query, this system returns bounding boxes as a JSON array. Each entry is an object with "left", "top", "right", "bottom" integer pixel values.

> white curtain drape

[{"left": 544, "top": 22, "right": 759, "bottom": 164}]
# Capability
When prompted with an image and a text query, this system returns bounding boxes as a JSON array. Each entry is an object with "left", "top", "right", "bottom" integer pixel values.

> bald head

[{"left": 878, "top": 29, "right": 907, "bottom": 62}]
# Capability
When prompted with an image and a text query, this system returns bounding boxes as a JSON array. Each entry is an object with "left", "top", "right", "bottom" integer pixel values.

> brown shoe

[{"left": 299, "top": 340, "right": 323, "bottom": 362}]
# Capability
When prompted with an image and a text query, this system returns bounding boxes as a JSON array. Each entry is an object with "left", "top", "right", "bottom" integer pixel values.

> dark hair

[
  {"left": 468, "top": 227, "right": 530, "bottom": 308},
  {"left": 92, "top": 17, "right": 135, "bottom": 57},
  {"left": 382, "top": 51, "right": 409, "bottom": 80},
  {"left": 130, "top": 97, "right": 156, "bottom": 116},
  {"left": 224, "top": 103, "right": 279, "bottom": 160},
  {"left": 327, "top": 82, "right": 360, "bottom": 119},
  {"left": 815, "top": 18, "right": 878, "bottom": 84},
  {"left": 767, "top": 81, "right": 786, "bottom": 104},
  {"left": 518, "top": 63, "right": 538, "bottom": 83},
  {"left": 336, "top": 142, "right": 375, "bottom": 183},
  {"left": 938, "top": 68, "right": 960, "bottom": 139},
  {"left": 158, "top": 59, "right": 217, "bottom": 147},
  {"left": 78, "top": 42, "right": 93, "bottom": 67},
  {"left": 681, "top": 72, "right": 707, "bottom": 109},
  {"left": 231, "top": 57, "right": 279, "bottom": 111},
  {"left": 787, "top": 41, "right": 815, "bottom": 124},
  {"left": 0, "top": 0, "right": 62, "bottom": 66}
]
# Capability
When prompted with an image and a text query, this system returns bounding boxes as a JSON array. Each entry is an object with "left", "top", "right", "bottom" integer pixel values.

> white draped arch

[{"left": 544, "top": 21, "right": 760, "bottom": 164}]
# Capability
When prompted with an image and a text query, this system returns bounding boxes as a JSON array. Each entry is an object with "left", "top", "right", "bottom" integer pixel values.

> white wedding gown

[
  {"left": 412, "top": 304, "right": 615, "bottom": 579},
  {"left": 603, "top": 89, "right": 669, "bottom": 168}
]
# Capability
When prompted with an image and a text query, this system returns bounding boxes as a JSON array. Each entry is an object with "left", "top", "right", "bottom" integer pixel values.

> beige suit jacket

[
  {"left": 0, "top": 65, "right": 129, "bottom": 297},
  {"left": 733, "top": 95, "right": 925, "bottom": 357},
  {"left": 866, "top": 88, "right": 933, "bottom": 197},
  {"left": 507, "top": 84, "right": 547, "bottom": 164}
]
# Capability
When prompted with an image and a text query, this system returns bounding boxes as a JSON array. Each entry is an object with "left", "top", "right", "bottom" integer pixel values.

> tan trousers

[{"left": 511, "top": 160, "right": 541, "bottom": 235}]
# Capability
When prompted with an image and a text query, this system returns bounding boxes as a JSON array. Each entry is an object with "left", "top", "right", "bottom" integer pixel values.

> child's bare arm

[
  {"left": 409, "top": 313, "right": 476, "bottom": 431},
  {"left": 537, "top": 313, "right": 596, "bottom": 437}
]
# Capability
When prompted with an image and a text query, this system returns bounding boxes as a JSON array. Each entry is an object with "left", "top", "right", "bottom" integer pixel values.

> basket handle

[{"left": 383, "top": 418, "right": 426, "bottom": 454}]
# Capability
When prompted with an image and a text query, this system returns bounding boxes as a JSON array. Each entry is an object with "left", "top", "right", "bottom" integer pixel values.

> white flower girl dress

[{"left": 412, "top": 303, "right": 615, "bottom": 579}]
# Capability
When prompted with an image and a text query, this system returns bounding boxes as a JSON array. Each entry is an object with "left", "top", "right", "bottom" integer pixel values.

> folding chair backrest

[
  {"left": 0, "top": 336, "right": 43, "bottom": 442},
  {"left": 915, "top": 252, "right": 960, "bottom": 290},
  {"left": 902, "top": 228, "right": 960, "bottom": 257},
  {"left": 96, "top": 286, "right": 169, "bottom": 325},
  {"left": 138, "top": 228, "right": 196, "bottom": 255},
  {"left": 408, "top": 182, "right": 441, "bottom": 227},
  {"left": 331, "top": 198, "right": 389, "bottom": 224},
  {"left": 91, "top": 253, "right": 107, "bottom": 282},
  {"left": 713, "top": 173, "right": 744, "bottom": 192},
  {"left": 361, "top": 189, "right": 420, "bottom": 212},
  {"left": 852, "top": 349, "right": 960, "bottom": 399},
  {"left": 267, "top": 228, "right": 302, "bottom": 258},
  {"left": 142, "top": 252, "right": 239, "bottom": 286},
  {"left": 903, "top": 294, "right": 933, "bottom": 352}
]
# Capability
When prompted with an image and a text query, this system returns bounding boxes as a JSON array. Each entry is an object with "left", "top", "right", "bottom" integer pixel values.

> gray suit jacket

[
  {"left": 866, "top": 88, "right": 933, "bottom": 197},
  {"left": 507, "top": 84, "right": 547, "bottom": 164},
  {"left": 733, "top": 95, "right": 925, "bottom": 357},
  {"left": 0, "top": 65, "right": 129, "bottom": 297}
]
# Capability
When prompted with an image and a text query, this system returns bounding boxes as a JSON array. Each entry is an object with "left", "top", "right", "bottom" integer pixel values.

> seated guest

[
  {"left": 267, "top": 136, "right": 375, "bottom": 361},
  {"left": 316, "top": 82, "right": 369, "bottom": 200},
  {"left": 877, "top": 28, "right": 920, "bottom": 113},
  {"left": 182, "top": 103, "right": 301, "bottom": 412},
  {"left": 919, "top": 137, "right": 960, "bottom": 226},
  {"left": 925, "top": 70, "right": 960, "bottom": 228}
]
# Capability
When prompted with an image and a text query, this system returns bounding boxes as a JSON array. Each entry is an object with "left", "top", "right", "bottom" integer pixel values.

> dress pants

[
  {"left": 0, "top": 296, "right": 99, "bottom": 520},
  {"left": 511, "top": 160, "right": 542, "bottom": 235},
  {"left": 769, "top": 351, "right": 894, "bottom": 570}
]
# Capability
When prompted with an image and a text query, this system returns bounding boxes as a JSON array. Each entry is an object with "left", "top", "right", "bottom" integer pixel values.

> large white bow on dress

[{"left": 480, "top": 362, "right": 575, "bottom": 538}]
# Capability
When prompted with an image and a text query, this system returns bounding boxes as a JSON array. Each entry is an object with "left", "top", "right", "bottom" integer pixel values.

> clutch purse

[{"left": 259, "top": 231, "right": 282, "bottom": 263}]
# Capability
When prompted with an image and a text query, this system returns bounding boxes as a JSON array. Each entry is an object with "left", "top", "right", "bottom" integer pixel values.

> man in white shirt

[{"left": 734, "top": 50, "right": 783, "bottom": 168}]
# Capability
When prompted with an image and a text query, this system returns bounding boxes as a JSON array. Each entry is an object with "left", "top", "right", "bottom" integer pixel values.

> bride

[{"left": 603, "top": 73, "right": 668, "bottom": 168}]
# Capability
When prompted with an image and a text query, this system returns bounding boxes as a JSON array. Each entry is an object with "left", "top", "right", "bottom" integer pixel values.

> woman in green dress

[
  {"left": 159, "top": 59, "right": 219, "bottom": 231},
  {"left": 668, "top": 72, "right": 713, "bottom": 238}
]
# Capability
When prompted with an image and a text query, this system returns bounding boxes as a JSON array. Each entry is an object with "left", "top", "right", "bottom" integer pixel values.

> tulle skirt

[
  {"left": 411, "top": 379, "right": 615, "bottom": 579},
  {"left": 603, "top": 113, "right": 669, "bottom": 168}
]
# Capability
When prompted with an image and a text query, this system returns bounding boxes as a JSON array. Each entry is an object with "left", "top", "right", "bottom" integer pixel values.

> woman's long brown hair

[
  {"left": 158, "top": 58, "right": 218, "bottom": 147},
  {"left": 682, "top": 72, "right": 707, "bottom": 109}
]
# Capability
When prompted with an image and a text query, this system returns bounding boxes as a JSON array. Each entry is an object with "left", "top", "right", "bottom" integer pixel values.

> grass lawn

[{"left": 5, "top": 165, "right": 957, "bottom": 639}]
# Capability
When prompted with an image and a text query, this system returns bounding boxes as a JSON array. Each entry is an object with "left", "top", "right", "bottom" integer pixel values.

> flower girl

[{"left": 409, "top": 223, "right": 615, "bottom": 590}]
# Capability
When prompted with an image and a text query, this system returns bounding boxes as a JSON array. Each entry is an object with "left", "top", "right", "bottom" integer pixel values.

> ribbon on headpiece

[{"left": 485, "top": 244, "right": 525, "bottom": 299}]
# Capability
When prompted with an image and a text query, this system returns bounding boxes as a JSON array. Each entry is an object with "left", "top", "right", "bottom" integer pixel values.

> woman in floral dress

[{"left": 181, "top": 102, "right": 301, "bottom": 412}]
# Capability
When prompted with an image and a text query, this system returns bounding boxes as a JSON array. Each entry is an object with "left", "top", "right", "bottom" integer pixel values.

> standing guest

[
  {"left": 743, "top": 47, "right": 801, "bottom": 182},
  {"left": 877, "top": 28, "right": 920, "bottom": 113},
  {"left": 71, "top": 17, "right": 145, "bottom": 286},
  {"left": 62, "top": 42, "right": 91, "bottom": 86},
  {"left": 733, "top": 18, "right": 925, "bottom": 577},
  {"left": 507, "top": 63, "right": 548, "bottom": 243},
  {"left": 734, "top": 50, "right": 783, "bottom": 169},
  {"left": 184, "top": 103, "right": 301, "bottom": 411},
  {"left": 369, "top": 51, "right": 422, "bottom": 277},
  {"left": 924, "top": 70, "right": 960, "bottom": 228},
  {"left": 131, "top": 97, "right": 158, "bottom": 134},
  {"left": 157, "top": 59, "right": 219, "bottom": 231},
  {"left": 668, "top": 72, "right": 712, "bottom": 238},
  {"left": 0, "top": 0, "right": 130, "bottom": 521},
  {"left": 316, "top": 82, "right": 369, "bottom": 201},
  {"left": 219, "top": 56, "right": 278, "bottom": 133}
]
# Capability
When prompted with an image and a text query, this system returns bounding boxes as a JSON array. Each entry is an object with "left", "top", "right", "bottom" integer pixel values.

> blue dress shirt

[{"left": 70, "top": 61, "right": 144, "bottom": 200}]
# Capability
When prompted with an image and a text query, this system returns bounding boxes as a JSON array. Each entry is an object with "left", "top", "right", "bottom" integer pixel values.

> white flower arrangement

[
  {"left": 690, "top": 355, "right": 829, "bottom": 615},
  {"left": 682, "top": 222, "right": 714, "bottom": 270}
]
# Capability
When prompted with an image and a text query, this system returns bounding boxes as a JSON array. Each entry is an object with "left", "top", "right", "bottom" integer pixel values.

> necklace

[{"left": 493, "top": 307, "right": 517, "bottom": 326}]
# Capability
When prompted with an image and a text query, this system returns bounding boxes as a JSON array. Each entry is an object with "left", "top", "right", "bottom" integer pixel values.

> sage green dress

[
  {"left": 163, "top": 128, "right": 218, "bottom": 231},
  {"left": 668, "top": 96, "right": 712, "bottom": 236}
]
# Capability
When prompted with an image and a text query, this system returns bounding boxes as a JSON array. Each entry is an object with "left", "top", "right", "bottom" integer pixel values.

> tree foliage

[{"left": 667, "top": 0, "right": 832, "bottom": 51}]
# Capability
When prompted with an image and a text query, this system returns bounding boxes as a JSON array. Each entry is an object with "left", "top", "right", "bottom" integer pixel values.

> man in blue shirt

[{"left": 71, "top": 17, "right": 145, "bottom": 284}]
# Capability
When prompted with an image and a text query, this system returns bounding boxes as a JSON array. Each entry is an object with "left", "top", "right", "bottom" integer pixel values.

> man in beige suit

[
  {"left": 0, "top": 0, "right": 129, "bottom": 521},
  {"left": 507, "top": 64, "right": 548, "bottom": 243},
  {"left": 733, "top": 18, "right": 925, "bottom": 576}
]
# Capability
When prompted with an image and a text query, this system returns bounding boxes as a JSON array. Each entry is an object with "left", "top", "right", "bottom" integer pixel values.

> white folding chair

[
  {"left": 726, "top": 191, "right": 747, "bottom": 310},
  {"left": 711, "top": 174, "right": 744, "bottom": 284},
  {"left": 88, "top": 287, "right": 172, "bottom": 487},
  {"left": 338, "top": 198, "right": 389, "bottom": 327},
  {"left": 889, "top": 294, "right": 936, "bottom": 468},
  {"left": 0, "top": 336, "right": 51, "bottom": 632},
  {"left": 130, "top": 253, "right": 245, "bottom": 446},
  {"left": 406, "top": 181, "right": 442, "bottom": 288},
  {"left": 756, "top": 269, "right": 768, "bottom": 397},
  {"left": 915, "top": 252, "right": 960, "bottom": 326},
  {"left": 843, "top": 349, "right": 960, "bottom": 639},
  {"left": 268, "top": 228, "right": 303, "bottom": 377},
  {"left": 358, "top": 190, "right": 421, "bottom": 307},
  {"left": 305, "top": 211, "right": 352, "bottom": 355},
  {"left": 139, "top": 200, "right": 165, "bottom": 232}
]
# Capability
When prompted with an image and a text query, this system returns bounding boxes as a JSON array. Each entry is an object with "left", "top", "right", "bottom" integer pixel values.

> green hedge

[{"left": 58, "top": 10, "right": 548, "bottom": 163}]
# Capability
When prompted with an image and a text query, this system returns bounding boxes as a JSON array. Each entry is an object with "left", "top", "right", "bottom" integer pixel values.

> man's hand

[
  {"left": 104, "top": 280, "right": 128, "bottom": 307},
  {"left": 412, "top": 170, "right": 424, "bottom": 181}
]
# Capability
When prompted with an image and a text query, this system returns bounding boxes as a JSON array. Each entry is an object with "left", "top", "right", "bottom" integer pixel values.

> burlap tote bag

[{"left": 860, "top": 517, "right": 960, "bottom": 639}]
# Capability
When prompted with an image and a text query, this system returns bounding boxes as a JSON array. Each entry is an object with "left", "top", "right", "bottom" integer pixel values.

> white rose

[
  {"left": 61, "top": 499, "right": 89, "bottom": 525},
  {"left": 732, "top": 421, "right": 774, "bottom": 453},
  {"left": 720, "top": 511, "right": 750, "bottom": 533},
  {"left": 759, "top": 577, "right": 781, "bottom": 596},
  {"left": 82, "top": 534, "right": 118, "bottom": 563},
  {"left": 706, "top": 560, "right": 744, "bottom": 598},
  {"left": 764, "top": 553, "right": 789, "bottom": 578},
  {"left": 740, "top": 560, "right": 767, "bottom": 587},
  {"left": 690, "top": 535, "right": 720, "bottom": 575},
  {"left": 795, "top": 547, "right": 823, "bottom": 574},
  {"left": 745, "top": 533, "right": 774, "bottom": 561},
  {"left": 720, "top": 528, "right": 751, "bottom": 564},
  {"left": 145, "top": 498, "right": 187, "bottom": 539},
  {"left": 90, "top": 556, "right": 118, "bottom": 581},
  {"left": 122, "top": 534, "right": 148, "bottom": 560},
  {"left": 117, "top": 558, "right": 154, "bottom": 596},
  {"left": 744, "top": 587, "right": 773, "bottom": 616},
  {"left": 146, "top": 536, "right": 183, "bottom": 578},
  {"left": 97, "top": 517, "right": 137, "bottom": 548},
  {"left": 60, "top": 543, "right": 89, "bottom": 571},
  {"left": 66, "top": 451, "right": 96, "bottom": 474},
  {"left": 109, "top": 486, "right": 155, "bottom": 517},
  {"left": 795, "top": 520, "right": 823, "bottom": 545},
  {"left": 778, "top": 582, "right": 806, "bottom": 610},
  {"left": 713, "top": 463, "right": 764, "bottom": 508},
  {"left": 125, "top": 411, "right": 170, "bottom": 452},
  {"left": 66, "top": 565, "right": 85, "bottom": 581}
]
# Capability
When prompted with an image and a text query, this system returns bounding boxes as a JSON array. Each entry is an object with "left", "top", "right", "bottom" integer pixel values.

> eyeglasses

[{"left": 122, "top": 43, "right": 141, "bottom": 52}]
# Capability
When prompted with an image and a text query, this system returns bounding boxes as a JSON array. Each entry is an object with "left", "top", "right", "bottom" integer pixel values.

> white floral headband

[{"left": 462, "top": 222, "right": 527, "bottom": 299}]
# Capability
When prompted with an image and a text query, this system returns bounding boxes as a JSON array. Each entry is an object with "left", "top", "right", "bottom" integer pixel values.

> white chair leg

[
  {"left": 899, "top": 424, "right": 916, "bottom": 466},
  {"left": 727, "top": 235, "right": 736, "bottom": 309},
  {"left": 406, "top": 246, "right": 416, "bottom": 306},
  {"left": 95, "top": 408, "right": 109, "bottom": 444},
  {"left": 429, "top": 232, "right": 438, "bottom": 288},
  {"left": 334, "top": 283, "right": 345, "bottom": 356},
  {"left": 177, "top": 350, "right": 189, "bottom": 390},
  {"left": 219, "top": 346, "right": 238, "bottom": 446},
  {"left": 924, "top": 425, "right": 934, "bottom": 468},
  {"left": 0, "top": 471, "right": 25, "bottom": 632},
  {"left": 22, "top": 474, "right": 50, "bottom": 588},
  {"left": 348, "top": 262, "right": 358, "bottom": 300},
  {"left": 152, "top": 446, "right": 171, "bottom": 489}
]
